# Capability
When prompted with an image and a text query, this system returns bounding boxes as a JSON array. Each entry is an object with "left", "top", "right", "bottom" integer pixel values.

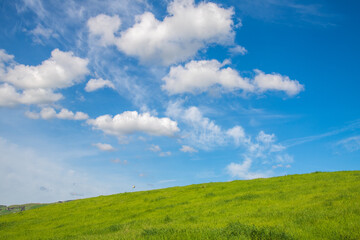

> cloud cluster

[
  {"left": 26, "top": 107, "right": 89, "bottom": 120},
  {"left": 0, "top": 49, "right": 89, "bottom": 107},
  {"left": 87, "top": 111, "right": 179, "bottom": 138},
  {"left": 88, "top": 0, "right": 235, "bottom": 65},
  {"left": 226, "top": 157, "right": 270, "bottom": 179},
  {"left": 85, "top": 78, "right": 115, "bottom": 92},
  {"left": 148, "top": 144, "right": 172, "bottom": 157},
  {"left": 162, "top": 59, "right": 304, "bottom": 96},
  {"left": 166, "top": 101, "right": 226, "bottom": 149},
  {"left": 166, "top": 100, "right": 291, "bottom": 179},
  {"left": 226, "top": 130, "right": 291, "bottom": 179}
]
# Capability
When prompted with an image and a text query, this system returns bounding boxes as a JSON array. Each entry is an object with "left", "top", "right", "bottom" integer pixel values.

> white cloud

[
  {"left": 225, "top": 129, "right": 290, "bottom": 179},
  {"left": 88, "top": 0, "right": 235, "bottom": 65},
  {"left": 226, "top": 126, "right": 247, "bottom": 145},
  {"left": 2, "top": 49, "right": 89, "bottom": 89},
  {"left": 254, "top": 69, "right": 304, "bottom": 96},
  {"left": 162, "top": 59, "right": 254, "bottom": 95},
  {"left": 0, "top": 49, "right": 14, "bottom": 69},
  {"left": 87, "top": 14, "right": 122, "bottom": 46},
  {"left": 85, "top": 78, "right": 115, "bottom": 92},
  {"left": 92, "top": 143, "right": 115, "bottom": 151},
  {"left": 0, "top": 49, "right": 89, "bottom": 107},
  {"left": 256, "top": 130, "right": 275, "bottom": 144},
  {"left": 162, "top": 60, "right": 304, "bottom": 96},
  {"left": 226, "top": 157, "right": 270, "bottom": 179},
  {"left": 30, "top": 24, "right": 54, "bottom": 39},
  {"left": 87, "top": 111, "right": 179, "bottom": 138},
  {"left": 26, "top": 107, "right": 89, "bottom": 120},
  {"left": 166, "top": 101, "right": 225, "bottom": 149},
  {"left": 180, "top": 145, "right": 197, "bottom": 153},
  {"left": 149, "top": 144, "right": 161, "bottom": 152},
  {"left": 29, "top": 24, "right": 57, "bottom": 44},
  {"left": 229, "top": 45, "right": 247, "bottom": 55},
  {"left": 148, "top": 144, "right": 171, "bottom": 157},
  {"left": 0, "top": 83, "right": 63, "bottom": 107}
]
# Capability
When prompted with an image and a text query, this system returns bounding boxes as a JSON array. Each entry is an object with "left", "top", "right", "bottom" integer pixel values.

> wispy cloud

[
  {"left": 336, "top": 136, "right": 360, "bottom": 152},
  {"left": 282, "top": 120, "right": 360, "bottom": 147}
]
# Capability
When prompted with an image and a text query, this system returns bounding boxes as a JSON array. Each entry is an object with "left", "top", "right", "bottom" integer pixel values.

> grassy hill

[
  {"left": 0, "top": 171, "right": 359, "bottom": 239},
  {"left": 0, "top": 203, "right": 49, "bottom": 216}
]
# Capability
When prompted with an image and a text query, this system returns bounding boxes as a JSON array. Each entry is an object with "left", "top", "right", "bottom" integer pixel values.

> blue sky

[{"left": 0, "top": 0, "right": 359, "bottom": 205}]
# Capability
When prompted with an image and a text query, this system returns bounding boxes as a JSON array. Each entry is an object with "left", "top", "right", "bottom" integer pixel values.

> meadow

[{"left": 0, "top": 171, "right": 359, "bottom": 239}]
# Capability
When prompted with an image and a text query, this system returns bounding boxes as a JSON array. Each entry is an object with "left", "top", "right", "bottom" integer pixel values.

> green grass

[
  {"left": 1, "top": 171, "right": 360, "bottom": 239},
  {"left": 0, "top": 203, "right": 49, "bottom": 216}
]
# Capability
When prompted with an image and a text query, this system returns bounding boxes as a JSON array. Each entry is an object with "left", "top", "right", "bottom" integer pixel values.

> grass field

[
  {"left": 0, "top": 203, "right": 49, "bottom": 216},
  {"left": 1, "top": 171, "right": 359, "bottom": 239}
]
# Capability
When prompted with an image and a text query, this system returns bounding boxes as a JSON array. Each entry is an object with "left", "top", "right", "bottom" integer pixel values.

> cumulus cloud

[
  {"left": 180, "top": 145, "right": 197, "bottom": 153},
  {"left": 92, "top": 143, "right": 115, "bottom": 151},
  {"left": 0, "top": 49, "right": 89, "bottom": 107},
  {"left": 26, "top": 107, "right": 89, "bottom": 120},
  {"left": 2, "top": 49, "right": 88, "bottom": 89},
  {"left": 0, "top": 84, "right": 63, "bottom": 107},
  {"left": 87, "top": 111, "right": 179, "bottom": 138},
  {"left": 85, "top": 78, "right": 115, "bottom": 92},
  {"left": 254, "top": 69, "right": 304, "bottom": 96},
  {"left": 87, "top": 14, "right": 122, "bottom": 46},
  {"left": 226, "top": 157, "right": 270, "bottom": 179},
  {"left": 88, "top": 0, "right": 235, "bottom": 65},
  {"left": 162, "top": 59, "right": 254, "bottom": 94},
  {"left": 162, "top": 59, "right": 304, "bottom": 96}
]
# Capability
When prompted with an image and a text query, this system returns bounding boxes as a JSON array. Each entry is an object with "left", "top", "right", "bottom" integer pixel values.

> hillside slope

[
  {"left": 0, "top": 203, "right": 49, "bottom": 216},
  {"left": 1, "top": 171, "right": 360, "bottom": 239}
]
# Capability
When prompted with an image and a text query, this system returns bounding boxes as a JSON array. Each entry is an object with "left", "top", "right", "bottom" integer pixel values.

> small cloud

[
  {"left": 149, "top": 144, "right": 161, "bottom": 152},
  {"left": 229, "top": 45, "right": 247, "bottom": 55},
  {"left": 85, "top": 78, "right": 115, "bottom": 92},
  {"left": 180, "top": 145, "right": 197, "bottom": 153},
  {"left": 226, "top": 157, "right": 271, "bottom": 180},
  {"left": 92, "top": 143, "right": 115, "bottom": 151}
]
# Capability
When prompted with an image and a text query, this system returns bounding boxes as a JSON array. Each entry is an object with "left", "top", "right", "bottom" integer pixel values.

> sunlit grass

[{"left": 1, "top": 171, "right": 359, "bottom": 239}]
